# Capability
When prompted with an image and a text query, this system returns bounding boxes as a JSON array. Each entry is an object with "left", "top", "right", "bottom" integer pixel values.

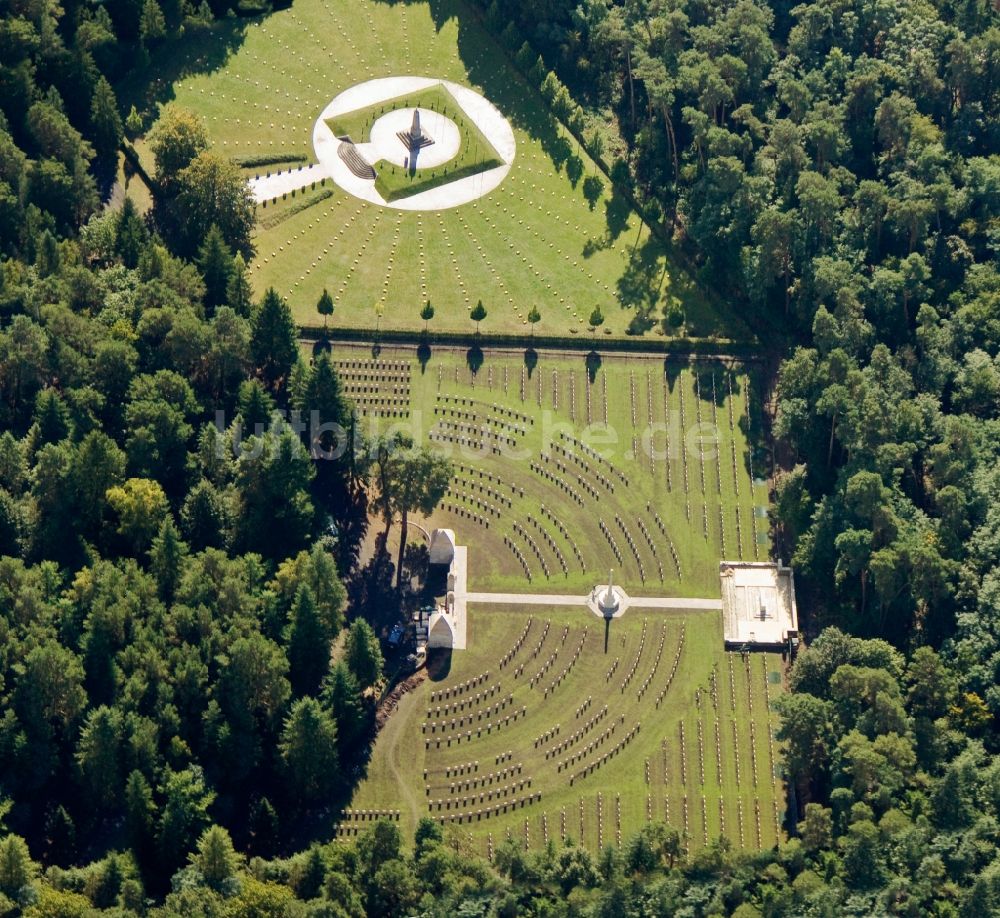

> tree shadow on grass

[
  {"left": 466, "top": 344, "right": 484, "bottom": 376},
  {"left": 116, "top": 18, "right": 253, "bottom": 128},
  {"left": 417, "top": 341, "right": 431, "bottom": 374},
  {"left": 346, "top": 537, "right": 399, "bottom": 630},
  {"left": 616, "top": 233, "right": 670, "bottom": 329},
  {"left": 586, "top": 350, "right": 602, "bottom": 385},
  {"left": 524, "top": 347, "right": 538, "bottom": 378},
  {"left": 326, "top": 482, "right": 369, "bottom": 575},
  {"left": 664, "top": 357, "right": 685, "bottom": 393},
  {"left": 403, "top": 543, "right": 430, "bottom": 592},
  {"left": 691, "top": 359, "right": 734, "bottom": 412},
  {"left": 582, "top": 188, "right": 633, "bottom": 256},
  {"left": 372, "top": 0, "right": 583, "bottom": 186}
]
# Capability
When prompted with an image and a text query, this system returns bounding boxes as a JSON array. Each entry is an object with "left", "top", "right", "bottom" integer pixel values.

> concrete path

[
  {"left": 448, "top": 545, "right": 469, "bottom": 650},
  {"left": 465, "top": 592, "right": 588, "bottom": 606},
  {"left": 464, "top": 591, "right": 722, "bottom": 610},
  {"left": 437, "top": 531, "right": 720, "bottom": 654},
  {"left": 629, "top": 597, "right": 723, "bottom": 610},
  {"left": 249, "top": 163, "right": 326, "bottom": 203}
]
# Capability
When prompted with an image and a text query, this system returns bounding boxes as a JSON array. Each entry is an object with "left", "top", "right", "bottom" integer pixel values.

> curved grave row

[
  {"left": 568, "top": 722, "right": 641, "bottom": 785},
  {"left": 423, "top": 705, "right": 527, "bottom": 748}
]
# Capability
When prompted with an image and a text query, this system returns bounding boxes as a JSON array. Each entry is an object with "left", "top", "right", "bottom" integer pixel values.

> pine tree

[
  {"left": 125, "top": 105, "right": 143, "bottom": 139},
  {"left": 470, "top": 299, "right": 487, "bottom": 333},
  {"left": 115, "top": 196, "right": 147, "bottom": 269},
  {"left": 149, "top": 516, "right": 187, "bottom": 603},
  {"left": 32, "top": 389, "right": 72, "bottom": 447},
  {"left": 293, "top": 846, "right": 326, "bottom": 900},
  {"left": 589, "top": 305, "right": 604, "bottom": 338},
  {"left": 516, "top": 41, "right": 535, "bottom": 72},
  {"left": 288, "top": 360, "right": 310, "bottom": 413},
  {"left": 190, "top": 826, "right": 243, "bottom": 892},
  {"left": 287, "top": 584, "right": 330, "bottom": 697},
  {"left": 227, "top": 253, "right": 252, "bottom": 316},
  {"left": 140, "top": 0, "right": 166, "bottom": 45},
  {"left": 251, "top": 288, "right": 298, "bottom": 392},
  {"left": 237, "top": 379, "right": 276, "bottom": 433},
  {"left": 306, "top": 542, "right": 346, "bottom": 635},
  {"left": 158, "top": 767, "right": 216, "bottom": 875},
  {"left": 279, "top": 697, "right": 339, "bottom": 803},
  {"left": 180, "top": 479, "right": 227, "bottom": 550},
  {"left": 75, "top": 706, "right": 124, "bottom": 810},
  {"left": 323, "top": 661, "right": 365, "bottom": 751},
  {"left": 197, "top": 224, "right": 233, "bottom": 314},
  {"left": 420, "top": 299, "right": 434, "bottom": 332},
  {"left": 528, "top": 305, "right": 541, "bottom": 337},
  {"left": 0, "top": 490, "right": 21, "bottom": 558},
  {"left": 90, "top": 76, "right": 123, "bottom": 162},
  {"left": 248, "top": 797, "right": 279, "bottom": 857},
  {"left": 316, "top": 288, "right": 334, "bottom": 332},
  {"left": 303, "top": 352, "right": 349, "bottom": 461},
  {"left": 345, "top": 618, "right": 383, "bottom": 689},
  {"left": 124, "top": 770, "right": 155, "bottom": 855},
  {"left": 0, "top": 835, "right": 37, "bottom": 899},
  {"left": 36, "top": 230, "right": 59, "bottom": 277}
]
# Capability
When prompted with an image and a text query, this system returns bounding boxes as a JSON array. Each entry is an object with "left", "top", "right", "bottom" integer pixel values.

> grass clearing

[{"left": 126, "top": 0, "right": 749, "bottom": 340}]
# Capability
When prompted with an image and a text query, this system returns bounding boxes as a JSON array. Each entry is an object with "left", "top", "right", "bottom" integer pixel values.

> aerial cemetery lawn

[
  {"left": 340, "top": 345, "right": 770, "bottom": 596},
  {"left": 346, "top": 603, "right": 785, "bottom": 859},
  {"left": 128, "top": 0, "right": 750, "bottom": 340},
  {"left": 327, "top": 343, "right": 784, "bottom": 856}
]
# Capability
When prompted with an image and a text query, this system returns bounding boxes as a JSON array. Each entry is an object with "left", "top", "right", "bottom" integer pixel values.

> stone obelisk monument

[{"left": 397, "top": 108, "right": 435, "bottom": 153}]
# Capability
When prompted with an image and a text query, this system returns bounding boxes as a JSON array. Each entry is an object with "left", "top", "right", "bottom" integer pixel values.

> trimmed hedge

[
  {"left": 234, "top": 152, "right": 309, "bottom": 168},
  {"left": 258, "top": 188, "right": 333, "bottom": 229},
  {"left": 299, "top": 324, "right": 758, "bottom": 359},
  {"left": 375, "top": 156, "right": 503, "bottom": 202}
]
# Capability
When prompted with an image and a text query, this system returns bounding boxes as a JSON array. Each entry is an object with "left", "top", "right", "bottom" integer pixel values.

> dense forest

[{"left": 0, "top": 0, "right": 998, "bottom": 914}]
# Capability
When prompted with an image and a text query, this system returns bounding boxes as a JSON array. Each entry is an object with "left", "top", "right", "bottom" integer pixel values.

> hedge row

[
  {"left": 299, "top": 325, "right": 758, "bottom": 359},
  {"left": 234, "top": 151, "right": 310, "bottom": 168}
]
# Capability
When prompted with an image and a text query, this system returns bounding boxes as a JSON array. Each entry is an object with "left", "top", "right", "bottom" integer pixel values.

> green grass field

[
  {"left": 332, "top": 343, "right": 769, "bottom": 596},
  {"left": 346, "top": 605, "right": 785, "bottom": 858},
  {"left": 125, "top": 0, "right": 749, "bottom": 340}
]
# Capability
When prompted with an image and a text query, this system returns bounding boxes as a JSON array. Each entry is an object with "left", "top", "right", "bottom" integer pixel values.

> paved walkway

[
  {"left": 449, "top": 545, "right": 469, "bottom": 650},
  {"left": 464, "top": 591, "right": 722, "bottom": 611},
  {"left": 249, "top": 163, "right": 326, "bottom": 203},
  {"left": 440, "top": 534, "right": 720, "bottom": 652},
  {"left": 466, "top": 592, "right": 588, "bottom": 606}
]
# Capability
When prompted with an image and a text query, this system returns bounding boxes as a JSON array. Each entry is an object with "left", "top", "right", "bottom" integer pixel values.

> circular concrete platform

[
  {"left": 368, "top": 107, "right": 461, "bottom": 169},
  {"left": 312, "top": 76, "right": 516, "bottom": 211}
]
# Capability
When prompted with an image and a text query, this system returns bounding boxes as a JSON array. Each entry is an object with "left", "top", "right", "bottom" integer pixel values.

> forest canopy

[{"left": 0, "top": 0, "right": 998, "bottom": 914}]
